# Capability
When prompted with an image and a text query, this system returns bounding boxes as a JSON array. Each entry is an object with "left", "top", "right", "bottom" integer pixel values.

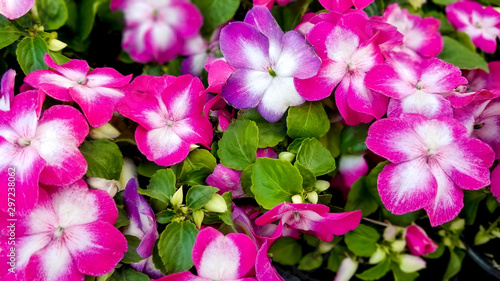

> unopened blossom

[
  {"left": 0, "top": 69, "right": 15, "bottom": 111},
  {"left": 446, "top": 1, "right": 500, "bottom": 53},
  {"left": 0, "top": 180, "right": 127, "bottom": 280},
  {"left": 365, "top": 52, "right": 467, "bottom": 119},
  {"left": 219, "top": 6, "right": 321, "bottom": 122},
  {"left": 117, "top": 74, "right": 213, "bottom": 166},
  {"left": 405, "top": 225, "right": 438, "bottom": 256},
  {"left": 334, "top": 256, "right": 359, "bottom": 281},
  {"left": 374, "top": 3, "right": 442, "bottom": 58},
  {"left": 295, "top": 13, "right": 386, "bottom": 125},
  {"left": 366, "top": 113, "right": 495, "bottom": 226},
  {"left": 25, "top": 54, "right": 132, "bottom": 127},
  {"left": 255, "top": 203, "right": 362, "bottom": 242},
  {"left": 338, "top": 154, "right": 369, "bottom": 187},
  {"left": 0, "top": 91, "right": 88, "bottom": 215},
  {"left": 206, "top": 164, "right": 244, "bottom": 198},
  {"left": 111, "top": 0, "right": 203, "bottom": 63},
  {"left": 0, "top": 0, "right": 35, "bottom": 19},
  {"left": 399, "top": 254, "right": 426, "bottom": 273},
  {"left": 155, "top": 227, "right": 257, "bottom": 281}
]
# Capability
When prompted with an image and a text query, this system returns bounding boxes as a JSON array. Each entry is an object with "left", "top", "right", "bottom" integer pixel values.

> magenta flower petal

[
  {"left": 0, "top": 69, "right": 15, "bottom": 111},
  {"left": 405, "top": 225, "right": 438, "bottom": 256},
  {"left": 0, "top": 0, "right": 35, "bottom": 19},
  {"left": 338, "top": 154, "right": 369, "bottom": 187},
  {"left": 206, "top": 164, "right": 245, "bottom": 198},
  {"left": 491, "top": 165, "right": 500, "bottom": 201},
  {"left": 255, "top": 241, "right": 284, "bottom": 281}
]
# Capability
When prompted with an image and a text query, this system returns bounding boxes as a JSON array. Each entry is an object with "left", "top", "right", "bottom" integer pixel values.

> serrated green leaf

[
  {"left": 295, "top": 162, "right": 316, "bottom": 190},
  {"left": 121, "top": 235, "right": 144, "bottom": 263},
  {"left": 176, "top": 149, "right": 217, "bottom": 185},
  {"left": 269, "top": 237, "right": 302, "bottom": 266},
  {"left": 239, "top": 109, "right": 286, "bottom": 148},
  {"left": 192, "top": 0, "right": 239, "bottom": 35},
  {"left": 37, "top": 0, "right": 68, "bottom": 30},
  {"left": 298, "top": 252, "right": 323, "bottom": 271},
  {"left": 158, "top": 221, "right": 198, "bottom": 273},
  {"left": 186, "top": 185, "right": 219, "bottom": 210},
  {"left": 345, "top": 224, "right": 380, "bottom": 257},
  {"left": 296, "top": 138, "right": 336, "bottom": 176},
  {"left": 356, "top": 258, "right": 391, "bottom": 280},
  {"left": 80, "top": 139, "right": 123, "bottom": 180},
  {"left": 156, "top": 209, "right": 175, "bottom": 224},
  {"left": 16, "top": 36, "right": 48, "bottom": 74},
  {"left": 218, "top": 119, "right": 259, "bottom": 170},
  {"left": 438, "top": 36, "right": 488, "bottom": 72},
  {"left": 139, "top": 169, "right": 176, "bottom": 205},
  {"left": 287, "top": 101, "right": 330, "bottom": 139},
  {"left": 287, "top": 138, "right": 306, "bottom": 154},
  {"left": 251, "top": 158, "right": 303, "bottom": 209},
  {"left": 0, "top": 16, "right": 23, "bottom": 49}
]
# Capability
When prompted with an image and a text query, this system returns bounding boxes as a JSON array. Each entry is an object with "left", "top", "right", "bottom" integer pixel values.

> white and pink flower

[
  {"left": 0, "top": 0, "right": 35, "bottom": 19},
  {"left": 366, "top": 113, "right": 495, "bottom": 226}
]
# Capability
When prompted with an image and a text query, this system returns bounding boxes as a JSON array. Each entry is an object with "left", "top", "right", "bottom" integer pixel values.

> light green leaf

[
  {"left": 287, "top": 101, "right": 330, "bottom": 139},
  {"left": 0, "top": 16, "right": 23, "bottom": 49},
  {"left": 156, "top": 210, "right": 175, "bottom": 224},
  {"left": 16, "top": 36, "right": 48, "bottom": 74},
  {"left": 240, "top": 164, "right": 255, "bottom": 198},
  {"left": 356, "top": 258, "right": 391, "bottom": 280},
  {"left": 37, "top": 0, "right": 68, "bottom": 30},
  {"left": 319, "top": 122, "right": 343, "bottom": 158},
  {"left": 391, "top": 262, "right": 419, "bottom": 281},
  {"left": 345, "top": 224, "right": 380, "bottom": 257},
  {"left": 186, "top": 185, "right": 219, "bottom": 210},
  {"left": 158, "top": 221, "right": 198, "bottom": 273},
  {"left": 294, "top": 162, "right": 316, "bottom": 190},
  {"left": 251, "top": 158, "right": 303, "bottom": 209},
  {"left": 438, "top": 36, "right": 488, "bottom": 72},
  {"left": 218, "top": 119, "right": 259, "bottom": 170},
  {"left": 239, "top": 109, "right": 286, "bottom": 148},
  {"left": 79, "top": 0, "right": 106, "bottom": 40},
  {"left": 296, "top": 138, "right": 336, "bottom": 176},
  {"left": 80, "top": 139, "right": 123, "bottom": 180},
  {"left": 269, "top": 237, "right": 302, "bottom": 265},
  {"left": 139, "top": 169, "right": 177, "bottom": 205},
  {"left": 298, "top": 252, "right": 323, "bottom": 271},
  {"left": 175, "top": 149, "right": 217, "bottom": 186}
]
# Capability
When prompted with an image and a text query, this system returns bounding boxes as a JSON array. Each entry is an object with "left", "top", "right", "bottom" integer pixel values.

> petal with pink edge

[
  {"left": 335, "top": 79, "right": 374, "bottom": 126},
  {"left": 378, "top": 159, "right": 437, "bottom": 215},
  {"left": 0, "top": 69, "right": 15, "bottom": 111},
  {"left": 0, "top": 0, "right": 35, "bottom": 19},
  {"left": 420, "top": 59, "right": 467, "bottom": 94},
  {"left": 205, "top": 59, "right": 235, "bottom": 94},
  {"left": 338, "top": 154, "right": 368, "bottom": 187},
  {"left": 244, "top": 6, "right": 284, "bottom": 48},
  {"left": 295, "top": 60, "right": 346, "bottom": 101},
  {"left": 116, "top": 91, "right": 164, "bottom": 130},
  {"left": 135, "top": 125, "right": 190, "bottom": 166},
  {"left": 154, "top": 271, "right": 208, "bottom": 281},
  {"left": 162, "top": 75, "right": 206, "bottom": 121},
  {"left": 388, "top": 91, "right": 453, "bottom": 119},
  {"left": 256, "top": 241, "right": 284, "bottom": 281},
  {"left": 346, "top": 72, "right": 388, "bottom": 119},
  {"left": 173, "top": 116, "right": 213, "bottom": 148},
  {"left": 69, "top": 86, "right": 124, "bottom": 127}
]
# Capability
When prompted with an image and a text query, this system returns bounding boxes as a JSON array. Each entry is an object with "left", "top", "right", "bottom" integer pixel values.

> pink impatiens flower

[
  {"left": 117, "top": 74, "right": 213, "bottom": 166},
  {"left": 0, "top": 90, "right": 88, "bottom": 215},
  {"left": 446, "top": 0, "right": 500, "bottom": 53},
  {"left": 255, "top": 203, "right": 362, "bottom": 242},
  {"left": 155, "top": 227, "right": 257, "bottom": 281},
  {"left": 0, "top": 180, "right": 127, "bottom": 280},
  {"left": 0, "top": 0, "right": 35, "bottom": 19},
  {"left": 366, "top": 113, "right": 495, "bottom": 226},
  {"left": 218, "top": 6, "right": 321, "bottom": 122},
  {"left": 25, "top": 54, "right": 132, "bottom": 127},
  {"left": 404, "top": 225, "right": 438, "bottom": 256}
]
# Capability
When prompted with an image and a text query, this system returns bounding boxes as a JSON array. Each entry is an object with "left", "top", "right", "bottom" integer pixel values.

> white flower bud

[
  {"left": 315, "top": 180, "right": 330, "bottom": 192},
  {"left": 399, "top": 254, "right": 426, "bottom": 273},
  {"left": 204, "top": 194, "right": 227, "bottom": 213},
  {"left": 318, "top": 241, "right": 334, "bottom": 254},
  {"left": 119, "top": 158, "right": 137, "bottom": 192},
  {"left": 334, "top": 256, "right": 359, "bottom": 281},
  {"left": 279, "top": 152, "right": 295, "bottom": 162},
  {"left": 391, "top": 240, "right": 406, "bottom": 253},
  {"left": 383, "top": 224, "right": 400, "bottom": 242},
  {"left": 190, "top": 144, "right": 200, "bottom": 151},
  {"left": 89, "top": 123, "right": 120, "bottom": 140},
  {"left": 291, "top": 194, "right": 303, "bottom": 204},
  {"left": 48, "top": 38, "right": 67, "bottom": 52},
  {"left": 171, "top": 186, "right": 184, "bottom": 207},
  {"left": 450, "top": 218, "right": 465, "bottom": 231},
  {"left": 193, "top": 209, "right": 204, "bottom": 229},
  {"left": 307, "top": 191, "right": 318, "bottom": 204},
  {"left": 86, "top": 177, "right": 120, "bottom": 197},
  {"left": 368, "top": 247, "right": 386, "bottom": 264}
]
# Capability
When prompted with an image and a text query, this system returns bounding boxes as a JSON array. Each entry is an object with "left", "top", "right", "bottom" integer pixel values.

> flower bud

[
  {"left": 86, "top": 177, "right": 120, "bottom": 197},
  {"left": 383, "top": 224, "right": 401, "bottom": 242},
  {"left": 307, "top": 191, "right": 318, "bottom": 204},
  {"left": 48, "top": 38, "right": 67, "bottom": 52},
  {"left": 399, "top": 254, "right": 426, "bottom": 273},
  {"left": 291, "top": 194, "right": 303, "bottom": 204},
  {"left": 315, "top": 180, "right": 330, "bottom": 192},
  {"left": 450, "top": 218, "right": 465, "bottom": 231},
  {"left": 193, "top": 209, "right": 204, "bottom": 229},
  {"left": 119, "top": 158, "right": 137, "bottom": 191},
  {"left": 368, "top": 246, "right": 386, "bottom": 264},
  {"left": 334, "top": 256, "right": 358, "bottom": 281},
  {"left": 204, "top": 194, "right": 227, "bottom": 213},
  {"left": 318, "top": 241, "right": 334, "bottom": 254},
  {"left": 89, "top": 123, "right": 120, "bottom": 140},
  {"left": 405, "top": 225, "right": 438, "bottom": 256},
  {"left": 171, "top": 186, "right": 184, "bottom": 207},
  {"left": 190, "top": 144, "right": 200, "bottom": 151},
  {"left": 279, "top": 152, "right": 295, "bottom": 162},
  {"left": 391, "top": 240, "right": 406, "bottom": 253}
]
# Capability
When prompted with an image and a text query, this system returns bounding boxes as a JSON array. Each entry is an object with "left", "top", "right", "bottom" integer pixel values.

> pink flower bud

[{"left": 405, "top": 225, "right": 438, "bottom": 256}]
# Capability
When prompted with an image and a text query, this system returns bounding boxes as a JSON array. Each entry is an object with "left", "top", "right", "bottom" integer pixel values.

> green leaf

[
  {"left": 486, "top": 194, "right": 498, "bottom": 213},
  {"left": 156, "top": 209, "right": 175, "bottom": 224},
  {"left": 240, "top": 164, "right": 255, "bottom": 198},
  {"left": 192, "top": 0, "right": 239, "bottom": 35},
  {"left": 121, "top": 235, "right": 144, "bottom": 263},
  {"left": 340, "top": 124, "right": 369, "bottom": 154},
  {"left": 158, "top": 221, "right": 198, "bottom": 273},
  {"left": 463, "top": 190, "right": 487, "bottom": 225},
  {"left": 239, "top": 109, "right": 286, "bottom": 148},
  {"left": 287, "top": 138, "right": 306, "bottom": 154},
  {"left": 345, "top": 224, "right": 380, "bottom": 257},
  {"left": 327, "top": 246, "right": 347, "bottom": 272},
  {"left": 438, "top": 36, "right": 488, "bottom": 72},
  {"left": 365, "top": 161, "right": 388, "bottom": 206},
  {"left": 295, "top": 162, "right": 316, "bottom": 190},
  {"left": 175, "top": 149, "right": 217, "bottom": 185},
  {"left": 114, "top": 207, "right": 130, "bottom": 228},
  {"left": 48, "top": 50, "right": 71, "bottom": 64},
  {"left": 137, "top": 161, "right": 165, "bottom": 178},
  {"left": 287, "top": 101, "right": 330, "bottom": 139},
  {"left": 271, "top": 0, "right": 314, "bottom": 31},
  {"left": 391, "top": 262, "right": 419, "bottom": 281},
  {"left": 296, "top": 138, "right": 336, "bottom": 176},
  {"left": 298, "top": 252, "right": 323, "bottom": 271},
  {"left": 37, "top": 0, "right": 68, "bottom": 30},
  {"left": 139, "top": 169, "right": 177, "bottom": 205},
  {"left": 443, "top": 248, "right": 465, "bottom": 281},
  {"left": 186, "top": 185, "right": 219, "bottom": 210},
  {"left": 219, "top": 191, "right": 234, "bottom": 226},
  {"left": 269, "top": 237, "right": 302, "bottom": 266},
  {"left": 218, "top": 119, "right": 259, "bottom": 170},
  {"left": 357, "top": 258, "right": 391, "bottom": 280},
  {"left": 319, "top": 122, "right": 343, "bottom": 158},
  {"left": 80, "top": 139, "right": 123, "bottom": 180},
  {"left": 382, "top": 208, "right": 422, "bottom": 227},
  {"left": 251, "top": 158, "right": 303, "bottom": 209},
  {"left": 16, "top": 36, "right": 48, "bottom": 74},
  {"left": 432, "top": 0, "right": 459, "bottom": 4},
  {"left": 345, "top": 176, "right": 379, "bottom": 217},
  {"left": 108, "top": 267, "right": 150, "bottom": 281},
  {"left": 79, "top": 0, "right": 106, "bottom": 40},
  {"left": 0, "top": 16, "right": 23, "bottom": 49}
]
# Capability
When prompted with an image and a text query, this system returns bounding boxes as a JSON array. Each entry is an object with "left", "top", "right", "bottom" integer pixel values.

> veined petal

[
  {"left": 274, "top": 30, "right": 320, "bottom": 79},
  {"left": 257, "top": 76, "right": 305, "bottom": 122},
  {"left": 222, "top": 69, "right": 272, "bottom": 109},
  {"left": 136, "top": 125, "right": 190, "bottom": 166},
  {"left": 378, "top": 159, "right": 437, "bottom": 214},
  {"left": 86, "top": 68, "right": 132, "bottom": 88},
  {"left": 44, "top": 54, "right": 89, "bottom": 80},
  {"left": 162, "top": 75, "right": 206, "bottom": 121},
  {"left": 220, "top": 22, "right": 271, "bottom": 70},
  {"left": 117, "top": 91, "right": 165, "bottom": 130}
]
